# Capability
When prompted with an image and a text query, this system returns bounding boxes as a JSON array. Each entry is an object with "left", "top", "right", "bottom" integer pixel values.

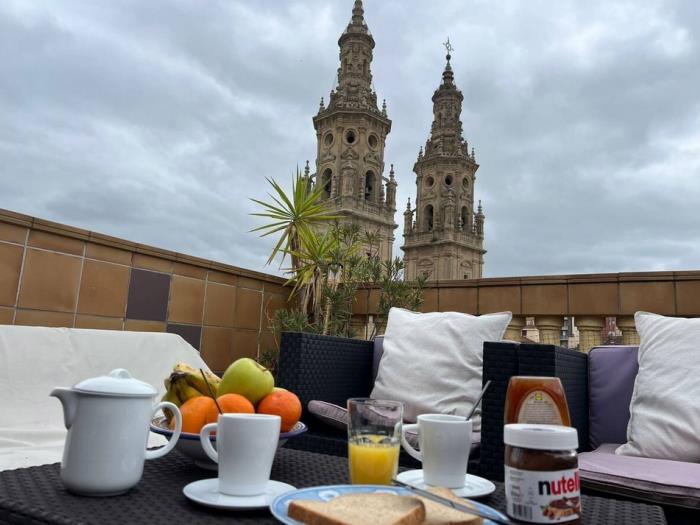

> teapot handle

[{"left": 145, "top": 402, "right": 182, "bottom": 460}]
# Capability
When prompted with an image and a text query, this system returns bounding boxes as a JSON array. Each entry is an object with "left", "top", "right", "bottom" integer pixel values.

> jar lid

[
  {"left": 504, "top": 423, "right": 578, "bottom": 450},
  {"left": 74, "top": 368, "right": 157, "bottom": 397}
]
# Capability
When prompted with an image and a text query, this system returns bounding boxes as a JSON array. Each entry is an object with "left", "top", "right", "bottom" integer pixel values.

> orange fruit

[
  {"left": 175, "top": 396, "right": 216, "bottom": 434},
  {"left": 257, "top": 390, "right": 302, "bottom": 432},
  {"left": 206, "top": 393, "right": 255, "bottom": 423}
]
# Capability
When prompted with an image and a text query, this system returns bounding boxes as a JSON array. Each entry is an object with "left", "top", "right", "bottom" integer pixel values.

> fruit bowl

[{"left": 150, "top": 415, "right": 307, "bottom": 470}]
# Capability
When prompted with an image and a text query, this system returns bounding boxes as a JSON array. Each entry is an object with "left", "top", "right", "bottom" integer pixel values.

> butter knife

[{"left": 391, "top": 478, "right": 511, "bottom": 525}]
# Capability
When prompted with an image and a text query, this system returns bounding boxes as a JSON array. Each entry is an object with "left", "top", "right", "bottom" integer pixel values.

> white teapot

[{"left": 51, "top": 368, "right": 182, "bottom": 496}]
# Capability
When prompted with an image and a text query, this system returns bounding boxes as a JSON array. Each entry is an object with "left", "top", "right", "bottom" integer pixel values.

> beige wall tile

[
  {"left": 418, "top": 288, "right": 438, "bottom": 312},
  {"left": 521, "top": 284, "right": 567, "bottom": 315},
  {"left": 204, "top": 282, "right": 236, "bottom": 327},
  {"left": 28, "top": 230, "right": 84, "bottom": 256},
  {"left": 75, "top": 314, "right": 123, "bottom": 330},
  {"left": 86, "top": 243, "right": 132, "bottom": 265},
  {"left": 173, "top": 262, "right": 207, "bottom": 280},
  {"left": 0, "top": 223, "right": 28, "bottom": 244},
  {"left": 438, "top": 287, "right": 478, "bottom": 314},
  {"left": 619, "top": 281, "right": 675, "bottom": 315},
  {"left": 0, "top": 306, "right": 13, "bottom": 325},
  {"left": 201, "top": 327, "right": 234, "bottom": 371},
  {"left": 15, "top": 309, "right": 74, "bottom": 328},
  {"left": 132, "top": 253, "right": 173, "bottom": 273},
  {"left": 238, "top": 276, "right": 263, "bottom": 291},
  {"left": 18, "top": 249, "right": 82, "bottom": 312},
  {"left": 168, "top": 275, "right": 205, "bottom": 324},
  {"left": 569, "top": 283, "right": 618, "bottom": 315},
  {"left": 77, "top": 260, "right": 130, "bottom": 317},
  {"left": 478, "top": 285, "right": 521, "bottom": 314},
  {"left": 0, "top": 243, "right": 23, "bottom": 307},
  {"left": 207, "top": 271, "right": 237, "bottom": 286},
  {"left": 232, "top": 329, "right": 259, "bottom": 360},
  {"left": 124, "top": 319, "right": 166, "bottom": 332},
  {"left": 235, "top": 288, "right": 261, "bottom": 330},
  {"left": 676, "top": 280, "right": 700, "bottom": 316}
]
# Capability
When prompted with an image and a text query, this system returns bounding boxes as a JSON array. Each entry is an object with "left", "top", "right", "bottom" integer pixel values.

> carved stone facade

[
  {"left": 310, "top": 0, "right": 397, "bottom": 262},
  {"left": 402, "top": 49, "right": 486, "bottom": 281}
]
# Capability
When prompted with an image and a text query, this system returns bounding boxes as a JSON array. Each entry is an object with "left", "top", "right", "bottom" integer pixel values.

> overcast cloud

[{"left": 1, "top": 0, "right": 699, "bottom": 277}]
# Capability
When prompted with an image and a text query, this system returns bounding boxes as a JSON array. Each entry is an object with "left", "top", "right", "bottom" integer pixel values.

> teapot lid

[{"left": 74, "top": 369, "right": 157, "bottom": 397}]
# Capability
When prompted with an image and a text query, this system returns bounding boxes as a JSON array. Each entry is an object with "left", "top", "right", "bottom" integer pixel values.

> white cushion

[
  {"left": 0, "top": 326, "right": 210, "bottom": 471},
  {"left": 370, "top": 308, "right": 511, "bottom": 431},
  {"left": 616, "top": 312, "right": 700, "bottom": 461}
]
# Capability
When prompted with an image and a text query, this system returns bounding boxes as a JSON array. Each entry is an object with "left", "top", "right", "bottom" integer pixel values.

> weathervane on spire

[{"left": 443, "top": 37, "right": 454, "bottom": 60}]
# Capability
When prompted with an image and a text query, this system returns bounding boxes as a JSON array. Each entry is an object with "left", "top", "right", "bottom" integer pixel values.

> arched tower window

[
  {"left": 364, "top": 171, "right": 376, "bottom": 201},
  {"left": 425, "top": 205, "right": 434, "bottom": 231},
  {"left": 321, "top": 169, "right": 332, "bottom": 199}
]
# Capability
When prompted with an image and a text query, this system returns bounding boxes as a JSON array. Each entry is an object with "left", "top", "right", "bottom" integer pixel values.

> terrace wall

[{"left": 0, "top": 209, "right": 290, "bottom": 371}]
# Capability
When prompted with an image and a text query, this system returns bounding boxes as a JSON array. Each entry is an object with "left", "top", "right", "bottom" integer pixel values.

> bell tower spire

[
  {"left": 311, "top": 1, "right": 396, "bottom": 262},
  {"left": 401, "top": 42, "right": 486, "bottom": 281}
]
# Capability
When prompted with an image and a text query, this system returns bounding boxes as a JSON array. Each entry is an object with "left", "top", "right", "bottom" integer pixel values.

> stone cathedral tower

[
  {"left": 311, "top": 0, "right": 397, "bottom": 261},
  {"left": 402, "top": 46, "right": 485, "bottom": 280}
]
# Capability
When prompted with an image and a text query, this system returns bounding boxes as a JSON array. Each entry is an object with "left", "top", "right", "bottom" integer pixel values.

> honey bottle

[{"left": 504, "top": 376, "right": 571, "bottom": 426}]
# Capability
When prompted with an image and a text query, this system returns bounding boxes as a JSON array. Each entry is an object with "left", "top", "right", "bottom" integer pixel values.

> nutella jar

[{"left": 504, "top": 424, "right": 581, "bottom": 524}]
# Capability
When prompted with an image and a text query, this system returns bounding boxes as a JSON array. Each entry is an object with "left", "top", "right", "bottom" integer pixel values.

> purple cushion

[
  {"left": 580, "top": 444, "right": 700, "bottom": 508},
  {"left": 588, "top": 345, "right": 638, "bottom": 449},
  {"left": 307, "top": 400, "right": 481, "bottom": 453}
]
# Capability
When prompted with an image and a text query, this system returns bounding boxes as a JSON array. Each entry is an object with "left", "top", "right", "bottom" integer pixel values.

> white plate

[
  {"left": 270, "top": 484, "right": 508, "bottom": 525},
  {"left": 395, "top": 470, "right": 496, "bottom": 498},
  {"left": 183, "top": 478, "right": 296, "bottom": 510}
]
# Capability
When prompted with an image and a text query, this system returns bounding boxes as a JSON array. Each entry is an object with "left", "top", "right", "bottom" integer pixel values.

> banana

[
  {"left": 172, "top": 362, "right": 221, "bottom": 396},
  {"left": 170, "top": 374, "right": 203, "bottom": 404},
  {"left": 160, "top": 388, "right": 181, "bottom": 423}
]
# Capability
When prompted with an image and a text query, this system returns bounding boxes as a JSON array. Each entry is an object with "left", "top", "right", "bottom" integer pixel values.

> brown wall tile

[
  {"left": 124, "top": 319, "right": 166, "bottom": 332},
  {"left": 367, "top": 289, "right": 381, "bottom": 314},
  {"left": 173, "top": 262, "right": 207, "bottom": 280},
  {"left": 521, "top": 284, "right": 567, "bottom": 315},
  {"left": 15, "top": 309, "right": 74, "bottom": 328},
  {"left": 438, "top": 287, "right": 478, "bottom": 313},
  {"left": 568, "top": 283, "right": 618, "bottom": 315},
  {"left": 262, "top": 293, "right": 288, "bottom": 329},
  {"left": 132, "top": 253, "right": 172, "bottom": 273},
  {"left": 75, "top": 315, "right": 123, "bottom": 330},
  {"left": 0, "top": 223, "right": 27, "bottom": 244},
  {"left": 676, "top": 280, "right": 700, "bottom": 316},
  {"left": 28, "top": 230, "right": 84, "bottom": 256},
  {"left": 232, "top": 329, "right": 259, "bottom": 360},
  {"left": 352, "top": 289, "right": 369, "bottom": 315},
  {"left": 0, "top": 306, "right": 13, "bottom": 324},
  {"left": 238, "top": 276, "right": 263, "bottom": 291},
  {"left": 235, "top": 288, "right": 262, "bottom": 329},
  {"left": 478, "top": 285, "right": 521, "bottom": 314},
  {"left": 203, "top": 282, "right": 236, "bottom": 327},
  {"left": 0, "top": 243, "right": 23, "bottom": 306},
  {"left": 419, "top": 288, "right": 438, "bottom": 312},
  {"left": 201, "top": 326, "right": 234, "bottom": 371},
  {"left": 207, "top": 271, "right": 237, "bottom": 286},
  {"left": 86, "top": 243, "right": 132, "bottom": 265},
  {"left": 168, "top": 275, "right": 205, "bottom": 324},
  {"left": 126, "top": 269, "right": 170, "bottom": 321},
  {"left": 77, "top": 260, "right": 130, "bottom": 317},
  {"left": 620, "top": 281, "right": 675, "bottom": 315},
  {"left": 166, "top": 323, "right": 202, "bottom": 350},
  {"left": 18, "top": 249, "right": 82, "bottom": 312}
]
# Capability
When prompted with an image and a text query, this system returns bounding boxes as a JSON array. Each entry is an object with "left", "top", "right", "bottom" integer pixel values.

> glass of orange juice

[{"left": 347, "top": 398, "right": 403, "bottom": 485}]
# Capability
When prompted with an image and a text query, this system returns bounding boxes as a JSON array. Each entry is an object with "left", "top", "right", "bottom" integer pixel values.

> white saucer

[
  {"left": 183, "top": 478, "right": 296, "bottom": 510},
  {"left": 396, "top": 470, "right": 496, "bottom": 498}
]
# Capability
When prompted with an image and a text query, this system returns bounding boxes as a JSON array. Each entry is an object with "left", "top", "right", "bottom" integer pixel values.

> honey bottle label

[{"left": 517, "top": 390, "right": 564, "bottom": 425}]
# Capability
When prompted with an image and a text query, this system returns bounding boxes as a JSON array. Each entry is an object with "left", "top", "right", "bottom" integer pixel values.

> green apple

[{"left": 218, "top": 358, "right": 274, "bottom": 404}]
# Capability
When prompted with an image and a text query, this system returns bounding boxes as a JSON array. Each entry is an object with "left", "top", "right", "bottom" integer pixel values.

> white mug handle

[
  {"left": 145, "top": 401, "right": 182, "bottom": 460},
  {"left": 200, "top": 423, "right": 219, "bottom": 463},
  {"left": 401, "top": 423, "right": 422, "bottom": 462}
]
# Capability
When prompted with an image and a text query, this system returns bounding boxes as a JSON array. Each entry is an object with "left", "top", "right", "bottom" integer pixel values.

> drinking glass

[{"left": 347, "top": 398, "right": 403, "bottom": 485}]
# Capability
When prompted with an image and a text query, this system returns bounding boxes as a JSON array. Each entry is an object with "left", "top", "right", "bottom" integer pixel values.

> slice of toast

[
  {"left": 418, "top": 487, "right": 483, "bottom": 525},
  {"left": 287, "top": 493, "right": 426, "bottom": 525}
]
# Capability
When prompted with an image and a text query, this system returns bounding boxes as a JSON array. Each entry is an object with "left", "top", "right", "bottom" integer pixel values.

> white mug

[
  {"left": 200, "top": 413, "right": 280, "bottom": 496},
  {"left": 401, "top": 414, "right": 472, "bottom": 488}
]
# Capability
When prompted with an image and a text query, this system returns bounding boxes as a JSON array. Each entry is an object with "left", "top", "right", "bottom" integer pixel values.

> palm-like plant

[{"left": 250, "top": 169, "right": 337, "bottom": 272}]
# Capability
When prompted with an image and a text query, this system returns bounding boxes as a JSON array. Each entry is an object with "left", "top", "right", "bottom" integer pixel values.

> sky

[{"left": 1, "top": 0, "right": 699, "bottom": 278}]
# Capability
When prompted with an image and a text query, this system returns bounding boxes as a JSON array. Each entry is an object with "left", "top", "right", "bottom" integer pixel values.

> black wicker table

[{"left": 0, "top": 448, "right": 666, "bottom": 525}]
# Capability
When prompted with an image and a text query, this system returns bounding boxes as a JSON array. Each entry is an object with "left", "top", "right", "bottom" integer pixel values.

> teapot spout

[{"left": 50, "top": 387, "right": 78, "bottom": 429}]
